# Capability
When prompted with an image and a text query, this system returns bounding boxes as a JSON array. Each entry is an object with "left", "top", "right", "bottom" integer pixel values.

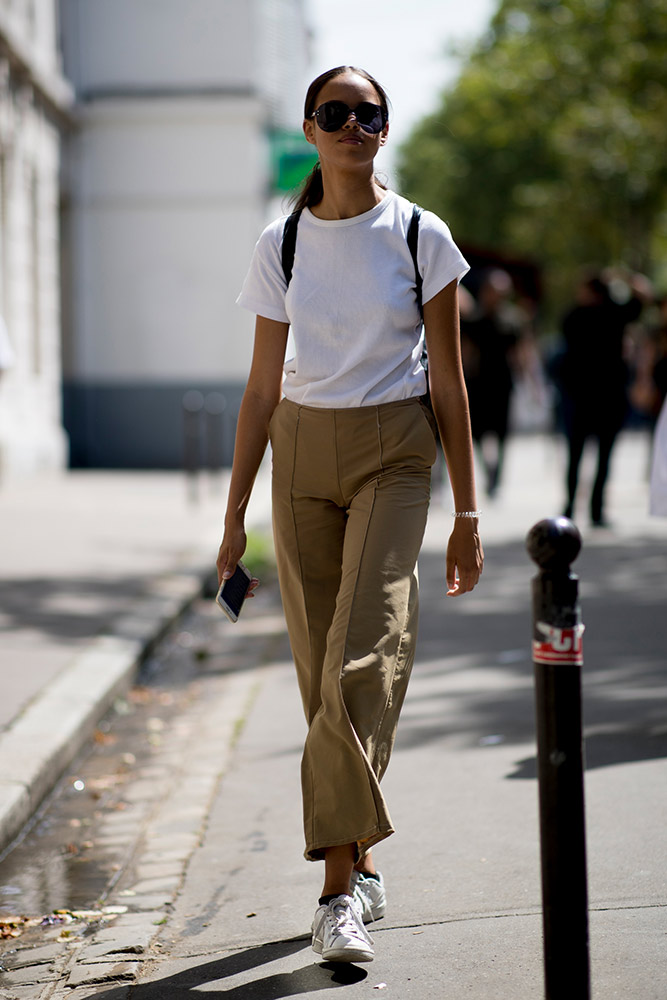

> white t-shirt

[{"left": 237, "top": 190, "right": 469, "bottom": 407}]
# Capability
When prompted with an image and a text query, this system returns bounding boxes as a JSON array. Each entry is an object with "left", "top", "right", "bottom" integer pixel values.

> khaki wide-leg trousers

[{"left": 269, "top": 396, "right": 437, "bottom": 861}]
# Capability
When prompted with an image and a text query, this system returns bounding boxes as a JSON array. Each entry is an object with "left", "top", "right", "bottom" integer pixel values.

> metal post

[
  {"left": 526, "top": 516, "right": 590, "bottom": 1000},
  {"left": 182, "top": 390, "right": 204, "bottom": 504},
  {"left": 204, "top": 391, "right": 226, "bottom": 490}
]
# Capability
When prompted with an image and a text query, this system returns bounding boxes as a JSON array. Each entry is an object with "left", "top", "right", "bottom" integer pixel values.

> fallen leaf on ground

[
  {"left": 93, "top": 729, "right": 118, "bottom": 746},
  {"left": 129, "top": 687, "right": 153, "bottom": 705},
  {"left": 1, "top": 916, "right": 37, "bottom": 939}
]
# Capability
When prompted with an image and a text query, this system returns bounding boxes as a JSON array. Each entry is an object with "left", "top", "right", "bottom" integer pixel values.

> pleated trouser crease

[{"left": 269, "top": 396, "right": 437, "bottom": 861}]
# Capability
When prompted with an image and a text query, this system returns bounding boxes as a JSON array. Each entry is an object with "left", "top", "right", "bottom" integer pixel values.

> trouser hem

[{"left": 305, "top": 824, "right": 395, "bottom": 863}]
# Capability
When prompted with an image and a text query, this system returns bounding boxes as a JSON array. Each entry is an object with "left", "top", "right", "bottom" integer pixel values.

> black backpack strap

[
  {"left": 407, "top": 203, "right": 423, "bottom": 320},
  {"left": 281, "top": 208, "right": 302, "bottom": 287},
  {"left": 408, "top": 203, "right": 431, "bottom": 406},
  {"left": 284, "top": 204, "right": 421, "bottom": 301}
]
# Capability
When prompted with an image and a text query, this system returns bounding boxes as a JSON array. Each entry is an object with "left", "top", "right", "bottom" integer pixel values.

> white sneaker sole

[
  {"left": 367, "top": 900, "right": 385, "bottom": 921},
  {"left": 314, "top": 940, "right": 374, "bottom": 963}
]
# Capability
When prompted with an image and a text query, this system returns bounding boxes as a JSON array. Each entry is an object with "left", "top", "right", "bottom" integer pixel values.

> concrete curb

[{"left": 0, "top": 563, "right": 210, "bottom": 854}]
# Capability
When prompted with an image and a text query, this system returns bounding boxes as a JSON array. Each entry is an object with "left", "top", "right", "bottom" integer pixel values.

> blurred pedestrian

[
  {"left": 651, "top": 298, "right": 667, "bottom": 409},
  {"left": 650, "top": 395, "right": 667, "bottom": 516},
  {"left": 559, "top": 271, "right": 651, "bottom": 527},
  {"left": 629, "top": 296, "right": 667, "bottom": 428},
  {"left": 460, "top": 269, "right": 521, "bottom": 497},
  {"left": 216, "top": 65, "right": 483, "bottom": 964}
]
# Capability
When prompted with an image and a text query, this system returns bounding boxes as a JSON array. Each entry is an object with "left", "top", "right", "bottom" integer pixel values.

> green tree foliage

[{"left": 397, "top": 0, "right": 667, "bottom": 312}]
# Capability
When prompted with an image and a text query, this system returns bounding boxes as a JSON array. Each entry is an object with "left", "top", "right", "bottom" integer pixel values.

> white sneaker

[
  {"left": 311, "top": 894, "right": 374, "bottom": 963},
  {"left": 350, "top": 870, "right": 386, "bottom": 923}
]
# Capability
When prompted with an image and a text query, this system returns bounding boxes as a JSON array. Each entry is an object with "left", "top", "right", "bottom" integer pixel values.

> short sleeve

[
  {"left": 417, "top": 211, "right": 469, "bottom": 306},
  {"left": 236, "top": 218, "right": 290, "bottom": 324}
]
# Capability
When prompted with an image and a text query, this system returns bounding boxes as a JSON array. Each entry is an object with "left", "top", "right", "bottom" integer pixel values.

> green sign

[{"left": 269, "top": 130, "right": 318, "bottom": 193}]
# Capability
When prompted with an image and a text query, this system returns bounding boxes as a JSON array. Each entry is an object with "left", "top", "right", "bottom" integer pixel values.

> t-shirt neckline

[{"left": 303, "top": 190, "right": 394, "bottom": 228}]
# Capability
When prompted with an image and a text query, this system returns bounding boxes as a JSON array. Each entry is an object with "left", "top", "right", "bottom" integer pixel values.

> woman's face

[{"left": 303, "top": 71, "right": 388, "bottom": 170}]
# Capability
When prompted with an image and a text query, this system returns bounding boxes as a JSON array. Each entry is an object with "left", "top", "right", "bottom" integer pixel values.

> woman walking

[{"left": 216, "top": 65, "right": 483, "bottom": 964}]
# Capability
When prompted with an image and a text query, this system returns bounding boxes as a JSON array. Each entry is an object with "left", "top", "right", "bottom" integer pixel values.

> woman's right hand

[{"left": 216, "top": 523, "right": 247, "bottom": 585}]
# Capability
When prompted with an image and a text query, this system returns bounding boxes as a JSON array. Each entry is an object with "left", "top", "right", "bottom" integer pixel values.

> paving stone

[
  {"left": 133, "top": 861, "right": 183, "bottom": 881},
  {"left": 1, "top": 962, "right": 59, "bottom": 986},
  {"left": 5, "top": 943, "right": 62, "bottom": 968},
  {"left": 51, "top": 988, "right": 131, "bottom": 1000},
  {"left": 117, "top": 894, "right": 173, "bottom": 911},
  {"left": 98, "top": 815, "right": 138, "bottom": 830},
  {"left": 143, "top": 834, "right": 199, "bottom": 854},
  {"left": 148, "top": 815, "right": 205, "bottom": 836},
  {"left": 135, "top": 765, "right": 170, "bottom": 779},
  {"left": 124, "top": 876, "right": 180, "bottom": 895},
  {"left": 91, "top": 913, "right": 163, "bottom": 941},
  {"left": 120, "top": 781, "right": 170, "bottom": 804},
  {"left": 139, "top": 846, "right": 189, "bottom": 862},
  {"left": 79, "top": 914, "right": 162, "bottom": 960},
  {"left": 66, "top": 959, "right": 140, "bottom": 987},
  {"left": 81, "top": 941, "right": 144, "bottom": 962},
  {"left": 1, "top": 987, "right": 46, "bottom": 1000}
]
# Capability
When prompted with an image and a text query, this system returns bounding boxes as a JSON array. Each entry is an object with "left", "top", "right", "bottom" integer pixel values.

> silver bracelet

[{"left": 452, "top": 510, "right": 482, "bottom": 518}]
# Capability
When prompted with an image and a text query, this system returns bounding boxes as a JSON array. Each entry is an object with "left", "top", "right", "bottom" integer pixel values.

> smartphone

[{"left": 215, "top": 561, "right": 253, "bottom": 623}]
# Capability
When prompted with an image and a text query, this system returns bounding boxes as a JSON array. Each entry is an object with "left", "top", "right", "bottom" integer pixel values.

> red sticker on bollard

[{"left": 533, "top": 622, "right": 585, "bottom": 666}]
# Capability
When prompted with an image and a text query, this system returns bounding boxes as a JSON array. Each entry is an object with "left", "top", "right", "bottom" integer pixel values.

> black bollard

[{"left": 526, "top": 516, "right": 590, "bottom": 1000}]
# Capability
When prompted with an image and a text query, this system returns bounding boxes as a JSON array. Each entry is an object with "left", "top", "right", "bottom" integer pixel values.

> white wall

[
  {"left": 59, "top": 0, "right": 256, "bottom": 93},
  {"left": 66, "top": 96, "right": 264, "bottom": 382}
]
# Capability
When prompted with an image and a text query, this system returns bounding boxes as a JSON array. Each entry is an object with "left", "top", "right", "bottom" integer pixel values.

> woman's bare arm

[
  {"left": 216, "top": 315, "right": 289, "bottom": 583},
  {"left": 423, "top": 279, "right": 484, "bottom": 596}
]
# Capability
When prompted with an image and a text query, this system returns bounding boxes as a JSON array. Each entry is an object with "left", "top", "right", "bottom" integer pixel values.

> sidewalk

[
  {"left": 0, "top": 465, "right": 272, "bottom": 851},
  {"left": 1, "top": 432, "right": 666, "bottom": 998}
]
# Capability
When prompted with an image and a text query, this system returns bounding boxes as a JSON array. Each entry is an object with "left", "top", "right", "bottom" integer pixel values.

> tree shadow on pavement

[
  {"left": 508, "top": 728, "right": 667, "bottom": 779},
  {"left": 403, "top": 534, "right": 667, "bottom": 772},
  {"left": 0, "top": 575, "right": 154, "bottom": 640},
  {"left": 79, "top": 935, "right": 367, "bottom": 999}
]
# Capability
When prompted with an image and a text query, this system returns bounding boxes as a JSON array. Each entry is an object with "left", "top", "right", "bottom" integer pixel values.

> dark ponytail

[
  {"left": 293, "top": 161, "right": 324, "bottom": 213},
  {"left": 291, "top": 65, "right": 390, "bottom": 213}
]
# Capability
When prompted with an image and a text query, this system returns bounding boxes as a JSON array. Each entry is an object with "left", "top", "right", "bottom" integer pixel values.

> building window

[
  {"left": 0, "top": 152, "right": 6, "bottom": 316},
  {"left": 29, "top": 168, "right": 40, "bottom": 374}
]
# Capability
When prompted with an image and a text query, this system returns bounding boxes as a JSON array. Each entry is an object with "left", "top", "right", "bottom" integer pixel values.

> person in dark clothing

[
  {"left": 460, "top": 269, "right": 519, "bottom": 497},
  {"left": 559, "top": 273, "right": 647, "bottom": 526}
]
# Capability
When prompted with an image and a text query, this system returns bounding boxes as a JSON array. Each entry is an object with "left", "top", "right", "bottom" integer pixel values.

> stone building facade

[{"left": 0, "top": 0, "right": 73, "bottom": 478}]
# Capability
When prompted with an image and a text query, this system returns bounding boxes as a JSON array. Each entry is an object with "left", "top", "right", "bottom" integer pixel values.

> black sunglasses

[{"left": 311, "top": 100, "right": 387, "bottom": 135}]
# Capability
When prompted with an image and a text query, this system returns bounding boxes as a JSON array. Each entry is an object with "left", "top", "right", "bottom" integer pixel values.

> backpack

[{"left": 280, "top": 203, "right": 429, "bottom": 399}]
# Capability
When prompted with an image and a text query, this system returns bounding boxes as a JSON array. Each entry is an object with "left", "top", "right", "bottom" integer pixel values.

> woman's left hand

[{"left": 446, "top": 520, "right": 484, "bottom": 596}]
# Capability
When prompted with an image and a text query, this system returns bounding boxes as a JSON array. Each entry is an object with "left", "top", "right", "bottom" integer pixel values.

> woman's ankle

[
  {"left": 321, "top": 842, "right": 356, "bottom": 898},
  {"left": 353, "top": 850, "right": 376, "bottom": 877}
]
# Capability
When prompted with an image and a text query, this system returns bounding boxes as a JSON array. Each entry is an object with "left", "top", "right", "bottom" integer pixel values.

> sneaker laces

[{"left": 317, "top": 896, "right": 373, "bottom": 945}]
